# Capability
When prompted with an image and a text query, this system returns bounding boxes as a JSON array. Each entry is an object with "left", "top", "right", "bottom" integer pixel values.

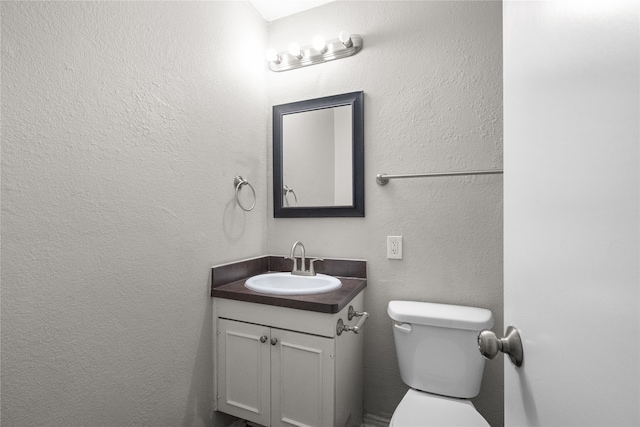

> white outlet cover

[{"left": 387, "top": 236, "right": 403, "bottom": 259}]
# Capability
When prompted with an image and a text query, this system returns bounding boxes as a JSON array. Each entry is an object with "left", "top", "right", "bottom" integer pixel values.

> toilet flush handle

[
  {"left": 393, "top": 323, "right": 412, "bottom": 334},
  {"left": 478, "top": 326, "right": 524, "bottom": 367}
]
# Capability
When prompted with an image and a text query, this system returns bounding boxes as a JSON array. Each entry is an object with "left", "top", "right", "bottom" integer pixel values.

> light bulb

[
  {"left": 265, "top": 48, "right": 281, "bottom": 64},
  {"left": 312, "top": 35, "right": 327, "bottom": 54},
  {"left": 339, "top": 30, "right": 353, "bottom": 48},
  {"left": 288, "top": 42, "right": 302, "bottom": 59}
]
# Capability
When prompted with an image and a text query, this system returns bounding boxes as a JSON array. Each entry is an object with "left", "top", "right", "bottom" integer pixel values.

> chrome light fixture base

[{"left": 268, "top": 35, "right": 363, "bottom": 72}]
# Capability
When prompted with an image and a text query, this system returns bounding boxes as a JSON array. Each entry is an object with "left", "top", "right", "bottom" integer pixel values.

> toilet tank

[{"left": 388, "top": 301, "right": 494, "bottom": 399}]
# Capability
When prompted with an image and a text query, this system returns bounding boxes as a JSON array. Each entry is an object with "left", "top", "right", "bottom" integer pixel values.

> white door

[{"left": 504, "top": 1, "right": 639, "bottom": 425}]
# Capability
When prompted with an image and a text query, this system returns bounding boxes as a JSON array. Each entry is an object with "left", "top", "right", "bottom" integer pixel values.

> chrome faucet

[{"left": 287, "top": 241, "right": 323, "bottom": 276}]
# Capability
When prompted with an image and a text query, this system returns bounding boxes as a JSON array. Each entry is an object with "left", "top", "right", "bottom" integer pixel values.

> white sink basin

[{"left": 245, "top": 272, "right": 342, "bottom": 295}]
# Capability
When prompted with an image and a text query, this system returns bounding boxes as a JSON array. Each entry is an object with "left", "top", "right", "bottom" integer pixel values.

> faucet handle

[
  {"left": 309, "top": 258, "right": 324, "bottom": 275},
  {"left": 285, "top": 256, "right": 298, "bottom": 272}
]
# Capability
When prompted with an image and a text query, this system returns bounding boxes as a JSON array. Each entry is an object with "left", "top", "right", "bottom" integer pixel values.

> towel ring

[
  {"left": 234, "top": 176, "right": 256, "bottom": 211},
  {"left": 283, "top": 185, "right": 298, "bottom": 207}
]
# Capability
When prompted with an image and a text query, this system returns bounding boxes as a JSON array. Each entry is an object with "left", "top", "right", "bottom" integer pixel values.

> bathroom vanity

[{"left": 211, "top": 256, "right": 366, "bottom": 427}]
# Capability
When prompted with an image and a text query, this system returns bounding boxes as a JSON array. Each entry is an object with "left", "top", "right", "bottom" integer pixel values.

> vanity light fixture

[
  {"left": 339, "top": 30, "right": 353, "bottom": 48},
  {"left": 312, "top": 35, "right": 327, "bottom": 54},
  {"left": 266, "top": 30, "right": 363, "bottom": 72},
  {"left": 288, "top": 42, "right": 303, "bottom": 60},
  {"left": 265, "top": 48, "right": 281, "bottom": 64}
]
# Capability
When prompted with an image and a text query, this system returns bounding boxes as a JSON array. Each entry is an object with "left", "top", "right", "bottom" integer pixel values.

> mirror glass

[
  {"left": 273, "top": 91, "right": 364, "bottom": 218},
  {"left": 282, "top": 105, "right": 353, "bottom": 207}
]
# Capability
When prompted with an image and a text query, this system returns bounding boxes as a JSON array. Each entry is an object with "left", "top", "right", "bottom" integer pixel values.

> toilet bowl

[
  {"left": 387, "top": 301, "right": 494, "bottom": 427},
  {"left": 389, "top": 390, "right": 489, "bottom": 427}
]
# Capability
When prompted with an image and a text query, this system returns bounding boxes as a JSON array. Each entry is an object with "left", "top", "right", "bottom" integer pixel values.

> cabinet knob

[
  {"left": 270, "top": 338, "right": 278, "bottom": 346},
  {"left": 260, "top": 335, "right": 268, "bottom": 343}
]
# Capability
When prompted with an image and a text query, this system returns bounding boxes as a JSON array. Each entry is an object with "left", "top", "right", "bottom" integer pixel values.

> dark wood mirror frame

[{"left": 273, "top": 91, "right": 364, "bottom": 218}]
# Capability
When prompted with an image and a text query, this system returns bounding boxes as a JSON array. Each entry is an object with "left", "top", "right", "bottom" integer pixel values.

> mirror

[{"left": 273, "top": 91, "right": 364, "bottom": 218}]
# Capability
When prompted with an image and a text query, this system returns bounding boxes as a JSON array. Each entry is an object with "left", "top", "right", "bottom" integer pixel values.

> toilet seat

[{"left": 389, "top": 389, "right": 490, "bottom": 427}]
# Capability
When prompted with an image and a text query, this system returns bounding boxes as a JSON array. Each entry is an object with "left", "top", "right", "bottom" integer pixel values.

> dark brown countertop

[
  {"left": 212, "top": 276, "right": 366, "bottom": 313},
  {"left": 211, "top": 256, "right": 367, "bottom": 314}
]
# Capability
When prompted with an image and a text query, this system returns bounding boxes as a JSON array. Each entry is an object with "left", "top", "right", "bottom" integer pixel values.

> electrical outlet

[{"left": 387, "top": 236, "right": 403, "bottom": 259}]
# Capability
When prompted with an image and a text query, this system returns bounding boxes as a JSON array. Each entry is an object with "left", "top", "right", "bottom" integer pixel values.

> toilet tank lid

[{"left": 388, "top": 301, "right": 494, "bottom": 330}]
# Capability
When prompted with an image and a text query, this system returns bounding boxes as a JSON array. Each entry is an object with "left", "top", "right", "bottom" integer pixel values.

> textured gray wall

[
  {"left": 1, "top": 2, "right": 267, "bottom": 425},
  {"left": 266, "top": 2, "right": 504, "bottom": 426},
  {"left": 1, "top": 1, "right": 503, "bottom": 426}
]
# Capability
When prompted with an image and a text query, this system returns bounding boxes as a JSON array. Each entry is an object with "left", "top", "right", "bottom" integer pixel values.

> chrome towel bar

[
  {"left": 376, "top": 170, "right": 503, "bottom": 185},
  {"left": 336, "top": 306, "right": 369, "bottom": 335}
]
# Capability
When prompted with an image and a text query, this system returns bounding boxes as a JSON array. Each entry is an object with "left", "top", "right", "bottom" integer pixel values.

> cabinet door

[
  {"left": 217, "top": 318, "right": 271, "bottom": 426},
  {"left": 270, "top": 328, "right": 335, "bottom": 427}
]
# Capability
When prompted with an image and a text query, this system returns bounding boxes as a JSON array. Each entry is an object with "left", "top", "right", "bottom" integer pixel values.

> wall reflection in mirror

[
  {"left": 273, "top": 92, "right": 364, "bottom": 218},
  {"left": 282, "top": 105, "right": 352, "bottom": 207}
]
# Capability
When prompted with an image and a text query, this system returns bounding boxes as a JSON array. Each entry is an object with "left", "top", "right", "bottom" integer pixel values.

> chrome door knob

[
  {"left": 260, "top": 335, "right": 268, "bottom": 343},
  {"left": 478, "top": 330, "right": 501, "bottom": 359},
  {"left": 478, "top": 326, "right": 524, "bottom": 367},
  {"left": 270, "top": 338, "right": 278, "bottom": 346}
]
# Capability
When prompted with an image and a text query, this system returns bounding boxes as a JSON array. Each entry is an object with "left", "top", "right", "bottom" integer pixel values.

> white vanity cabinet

[
  {"left": 214, "top": 292, "right": 364, "bottom": 427},
  {"left": 217, "top": 318, "right": 335, "bottom": 427}
]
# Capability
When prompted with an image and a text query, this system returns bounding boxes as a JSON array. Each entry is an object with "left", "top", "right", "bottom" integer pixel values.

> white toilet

[{"left": 387, "top": 300, "right": 494, "bottom": 427}]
